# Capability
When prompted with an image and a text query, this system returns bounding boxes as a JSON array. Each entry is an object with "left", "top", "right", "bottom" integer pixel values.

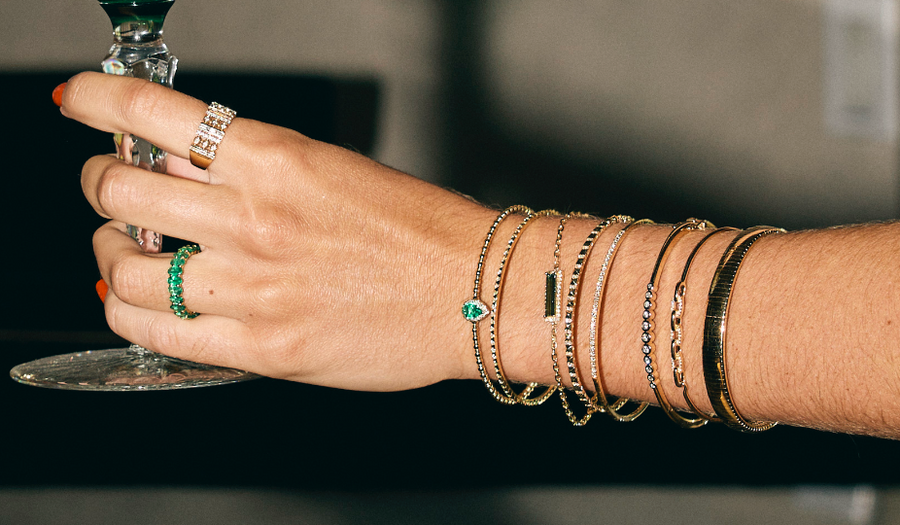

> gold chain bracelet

[
  {"left": 641, "top": 218, "right": 713, "bottom": 429},
  {"left": 548, "top": 214, "right": 593, "bottom": 424},
  {"left": 547, "top": 213, "right": 604, "bottom": 425}
]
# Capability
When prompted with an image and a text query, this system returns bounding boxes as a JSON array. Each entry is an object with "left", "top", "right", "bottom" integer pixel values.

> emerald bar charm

[
  {"left": 544, "top": 269, "right": 561, "bottom": 322},
  {"left": 462, "top": 299, "right": 489, "bottom": 322}
]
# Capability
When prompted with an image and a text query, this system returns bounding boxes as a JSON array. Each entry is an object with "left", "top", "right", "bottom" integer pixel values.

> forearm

[{"left": 454, "top": 213, "right": 900, "bottom": 438}]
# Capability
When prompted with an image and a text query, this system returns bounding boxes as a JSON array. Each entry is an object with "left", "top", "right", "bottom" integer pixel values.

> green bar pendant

[{"left": 545, "top": 270, "right": 559, "bottom": 321}]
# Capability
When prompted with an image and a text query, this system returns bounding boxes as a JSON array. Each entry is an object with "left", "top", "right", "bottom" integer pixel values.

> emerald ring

[{"left": 168, "top": 244, "right": 201, "bottom": 320}]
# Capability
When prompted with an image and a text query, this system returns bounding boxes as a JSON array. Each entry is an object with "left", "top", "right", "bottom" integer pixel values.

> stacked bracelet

[
  {"left": 554, "top": 215, "right": 629, "bottom": 425},
  {"left": 641, "top": 219, "right": 712, "bottom": 428},
  {"left": 669, "top": 226, "right": 737, "bottom": 422},
  {"left": 465, "top": 206, "right": 557, "bottom": 406},
  {"left": 463, "top": 205, "right": 787, "bottom": 434},
  {"left": 548, "top": 214, "right": 591, "bottom": 424},
  {"left": 589, "top": 219, "right": 653, "bottom": 422},
  {"left": 703, "top": 227, "right": 785, "bottom": 432},
  {"left": 464, "top": 206, "right": 532, "bottom": 405},
  {"left": 489, "top": 209, "right": 559, "bottom": 406}
]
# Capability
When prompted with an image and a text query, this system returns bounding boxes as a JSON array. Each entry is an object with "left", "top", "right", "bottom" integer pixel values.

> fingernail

[
  {"left": 96, "top": 279, "right": 109, "bottom": 303},
  {"left": 52, "top": 82, "right": 66, "bottom": 107}
]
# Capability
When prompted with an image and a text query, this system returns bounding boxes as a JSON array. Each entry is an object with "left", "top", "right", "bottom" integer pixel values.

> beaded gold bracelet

[
  {"left": 488, "top": 209, "right": 559, "bottom": 406},
  {"left": 641, "top": 218, "right": 713, "bottom": 429},
  {"left": 669, "top": 226, "right": 737, "bottom": 422},
  {"left": 703, "top": 226, "right": 785, "bottom": 432},
  {"left": 558, "top": 215, "right": 630, "bottom": 425},
  {"left": 589, "top": 219, "right": 653, "bottom": 422},
  {"left": 463, "top": 205, "right": 533, "bottom": 405}
]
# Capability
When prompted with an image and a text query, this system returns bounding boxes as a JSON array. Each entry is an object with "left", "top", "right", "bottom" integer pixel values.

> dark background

[{"left": 1, "top": 66, "right": 898, "bottom": 491}]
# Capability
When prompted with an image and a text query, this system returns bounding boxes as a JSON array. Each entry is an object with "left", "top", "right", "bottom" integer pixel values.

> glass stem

[{"left": 101, "top": 4, "right": 178, "bottom": 355}]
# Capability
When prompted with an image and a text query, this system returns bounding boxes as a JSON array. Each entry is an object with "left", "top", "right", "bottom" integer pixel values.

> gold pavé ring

[{"left": 189, "top": 101, "right": 236, "bottom": 170}]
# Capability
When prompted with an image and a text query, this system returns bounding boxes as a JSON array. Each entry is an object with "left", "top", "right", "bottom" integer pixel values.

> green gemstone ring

[{"left": 168, "top": 244, "right": 201, "bottom": 320}]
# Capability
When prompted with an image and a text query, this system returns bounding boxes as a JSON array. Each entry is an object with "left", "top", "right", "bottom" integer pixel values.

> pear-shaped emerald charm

[{"left": 462, "top": 299, "right": 489, "bottom": 322}]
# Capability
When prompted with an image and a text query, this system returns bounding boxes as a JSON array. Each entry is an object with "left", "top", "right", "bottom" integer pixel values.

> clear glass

[{"left": 9, "top": 0, "right": 258, "bottom": 391}]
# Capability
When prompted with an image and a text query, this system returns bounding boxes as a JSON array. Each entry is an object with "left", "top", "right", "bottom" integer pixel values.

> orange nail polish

[
  {"left": 52, "top": 82, "right": 66, "bottom": 107},
  {"left": 96, "top": 279, "right": 109, "bottom": 303}
]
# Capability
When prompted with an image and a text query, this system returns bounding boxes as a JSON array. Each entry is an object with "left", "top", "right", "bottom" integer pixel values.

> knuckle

[
  {"left": 91, "top": 226, "right": 107, "bottom": 260},
  {"left": 256, "top": 330, "right": 306, "bottom": 379},
  {"left": 107, "top": 253, "right": 149, "bottom": 306},
  {"left": 104, "top": 292, "right": 211, "bottom": 365},
  {"left": 117, "top": 80, "right": 165, "bottom": 129},
  {"left": 246, "top": 128, "right": 315, "bottom": 183},
  {"left": 95, "top": 161, "right": 133, "bottom": 218},
  {"left": 184, "top": 339, "right": 214, "bottom": 365},
  {"left": 233, "top": 204, "right": 294, "bottom": 257},
  {"left": 103, "top": 297, "right": 122, "bottom": 335},
  {"left": 92, "top": 224, "right": 117, "bottom": 277},
  {"left": 247, "top": 278, "right": 292, "bottom": 315},
  {"left": 144, "top": 316, "right": 180, "bottom": 354},
  {"left": 248, "top": 215, "right": 288, "bottom": 250},
  {"left": 250, "top": 127, "right": 301, "bottom": 162},
  {"left": 171, "top": 328, "right": 218, "bottom": 366}
]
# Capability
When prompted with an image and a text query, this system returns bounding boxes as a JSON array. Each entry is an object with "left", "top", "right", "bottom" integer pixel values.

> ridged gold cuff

[{"left": 703, "top": 227, "right": 785, "bottom": 432}]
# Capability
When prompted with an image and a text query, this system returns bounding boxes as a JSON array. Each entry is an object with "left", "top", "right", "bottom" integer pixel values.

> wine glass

[{"left": 9, "top": 0, "right": 258, "bottom": 390}]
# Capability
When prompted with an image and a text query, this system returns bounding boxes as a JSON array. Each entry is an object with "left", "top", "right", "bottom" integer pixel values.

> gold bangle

[
  {"left": 669, "top": 226, "right": 737, "bottom": 422},
  {"left": 703, "top": 227, "right": 785, "bottom": 432},
  {"left": 641, "top": 219, "right": 713, "bottom": 429},
  {"left": 464, "top": 205, "right": 533, "bottom": 405},
  {"left": 488, "top": 209, "right": 559, "bottom": 406},
  {"left": 588, "top": 218, "right": 654, "bottom": 422},
  {"left": 556, "top": 215, "right": 630, "bottom": 425}
]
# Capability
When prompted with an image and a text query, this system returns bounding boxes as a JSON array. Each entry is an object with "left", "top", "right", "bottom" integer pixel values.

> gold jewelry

[
  {"left": 488, "top": 209, "right": 558, "bottom": 406},
  {"left": 703, "top": 227, "right": 785, "bottom": 432},
  {"left": 669, "top": 226, "right": 737, "bottom": 422},
  {"left": 556, "top": 215, "right": 630, "bottom": 425},
  {"left": 548, "top": 214, "right": 592, "bottom": 425},
  {"left": 641, "top": 219, "right": 713, "bottom": 428},
  {"left": 465, "top": 206, "right": 544, "bottom": 405},
  {"left": 590, "top": 219, "right": 654, "bottom": 422},
  {"left": 464, "top": 207, "right": 532, "bottom": 325},
  {"left": 168, "top": 244, "right": 201, "bottom": 320},
  {"left": 189, "top": 102, "right": 236, "bottom": 169}
]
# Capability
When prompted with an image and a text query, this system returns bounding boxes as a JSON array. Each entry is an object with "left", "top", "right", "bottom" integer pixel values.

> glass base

[{"left": 10, "top": 345, "right": 259, "bottom": 391}]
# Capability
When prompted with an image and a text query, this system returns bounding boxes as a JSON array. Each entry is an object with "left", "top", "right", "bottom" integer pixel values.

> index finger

[{"left": 59, "top": 72, "right": 246, "bottom": 175}]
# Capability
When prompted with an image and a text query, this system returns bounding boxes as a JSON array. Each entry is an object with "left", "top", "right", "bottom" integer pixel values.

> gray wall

[
  {"left": 1, "top": 0, "right": 448, "bottom": 182},
  {"left": 478, "top": 0, "right": 899, "bottom": 226},
  {"left": 3, "top": 0, "right": 897, "bottom": 225}
]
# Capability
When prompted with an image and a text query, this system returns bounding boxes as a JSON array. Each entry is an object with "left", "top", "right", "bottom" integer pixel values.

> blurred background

[{"left": 2, "top": 0, "right": 900, "bottom": 523}]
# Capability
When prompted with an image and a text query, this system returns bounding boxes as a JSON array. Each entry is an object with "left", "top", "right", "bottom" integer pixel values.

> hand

[{"left": 61, "top": 72, "right": 490, "bottom": 390}]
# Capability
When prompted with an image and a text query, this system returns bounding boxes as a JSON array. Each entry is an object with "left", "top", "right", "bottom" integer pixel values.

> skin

[{"left": 62, "top": 72, "right": 900, "bottom": 439}]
